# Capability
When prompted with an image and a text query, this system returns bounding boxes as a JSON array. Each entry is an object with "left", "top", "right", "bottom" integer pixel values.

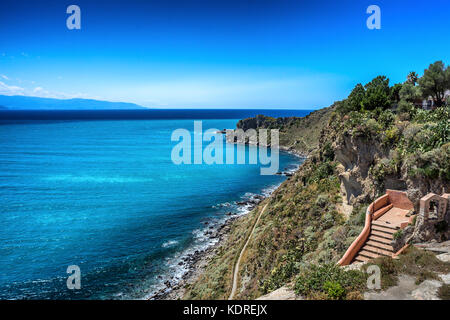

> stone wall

[{"left": 409, "top": 193, "right": 450, "bottom": 243}]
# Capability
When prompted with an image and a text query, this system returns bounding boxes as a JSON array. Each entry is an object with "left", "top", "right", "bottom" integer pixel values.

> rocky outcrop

[
  {"left": 256, "top": 286, "right": 301, "bottom": 300},
  {"left": 325, "top": 127, "right": 386, "bottom": 206},
  {"left": 364, "top": 274, "right": 448, "bottom": 300},
  {"left": 237, "top": 115, "right": 291, "bottom": 131},
  {"left": 326, "top": 128, "right": 449, "bottom": 216},
  {"left": 235, "top": 108, "right": 333, "bottom": 157}
]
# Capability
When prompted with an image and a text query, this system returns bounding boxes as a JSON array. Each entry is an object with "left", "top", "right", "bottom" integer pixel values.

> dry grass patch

[{"left": 364, "top": 246, "right": 450, "bottom": 289}]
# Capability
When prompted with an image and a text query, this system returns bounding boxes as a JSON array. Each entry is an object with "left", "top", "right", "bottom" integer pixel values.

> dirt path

[{"left": 228, "top": 203, "right": 269, "bottom": 300}]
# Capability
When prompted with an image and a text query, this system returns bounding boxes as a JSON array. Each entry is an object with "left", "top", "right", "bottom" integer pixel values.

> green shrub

[
  {"left": 397, "top": 100, "right": 415, "bottom": 115},
  {"left": 294, "top": 263, "right": 366, "bottom": 299},
  {"left": 353, "top": 117, "right": 382, "bottom": 138},
  {"left": 399, "top": 83, "right": 421, "bottom": 102},
  {"left": 410, "top": 215, "right": 417, "bottom": 226},
  {"left": 322, "top": 142, "right": 335, "bottom": 161},
  {"left": 307, "top": 162, "right": 335, "bottom": 184},
  {"left": 347, "top": 204, "right": 368, "bottom": 226},
  {"left": 383, "top": 126, "right": 400, "bottom": 145},
  {"left": 393, "top": 229, "right": 403, "bottom": 240},
  {"left": 315, "top": 194, "right": 329, "bottom": 207},
  {"left": 415, "top": 270, "right": 439, "bottom": 285},
  {"left": 378, "top": 109, "right": 395, "bottom": 127},
  {"left": 370, "top": 158, "right": 399, "bottom": 182},
  {"left": 403, "top": 123, "right": 423, "bottom": 141},
  {"left": 261, "top": 259, "right": 300, "bottom": 294},
  {"left": 323, "top": 281, "right": 346, "bottom": 300}
]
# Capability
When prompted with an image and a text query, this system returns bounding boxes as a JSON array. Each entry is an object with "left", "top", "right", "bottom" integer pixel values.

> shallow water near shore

[{"left": 0, "top": 114, "right": 303, "bottom": 299}]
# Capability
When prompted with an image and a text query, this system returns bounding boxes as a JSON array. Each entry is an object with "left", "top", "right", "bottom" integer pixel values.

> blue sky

[{"left": 0, "top": 0, "right": 449, "bottom": 109}]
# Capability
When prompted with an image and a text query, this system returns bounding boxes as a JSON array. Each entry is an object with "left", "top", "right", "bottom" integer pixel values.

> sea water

[{"left": 0, "top": 110, "right": 309, "bottom": 299}]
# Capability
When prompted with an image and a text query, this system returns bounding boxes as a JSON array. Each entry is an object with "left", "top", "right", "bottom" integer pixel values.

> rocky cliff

[
  {"left": 323, "top": 109, "right": 450, "bottom": 214},
  {"left": 236, "top": 107, "right": 333, "bottom": 156}
]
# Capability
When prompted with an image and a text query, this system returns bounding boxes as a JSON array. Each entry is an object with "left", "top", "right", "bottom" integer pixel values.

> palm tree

[{"left": 407, "top": 71, "right": 418, "bottom": 85}]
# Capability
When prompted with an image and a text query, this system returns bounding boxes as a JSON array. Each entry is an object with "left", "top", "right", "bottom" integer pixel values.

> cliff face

[
  {"left": 323, "top": 111, "right": 450, "bottom": 213},
  {"left": 330, "top": 131, "right": 410, "bottom": 209}
]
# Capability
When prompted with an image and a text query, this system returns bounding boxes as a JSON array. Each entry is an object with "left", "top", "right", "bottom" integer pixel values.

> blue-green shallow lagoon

[{"left": 0, "top": 113, "right": 304, "bottom": 299}]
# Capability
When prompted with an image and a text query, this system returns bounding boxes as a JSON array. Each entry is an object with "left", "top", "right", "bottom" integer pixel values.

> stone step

[
  {"left": 359, "top": 249, "right": 380, "bottom": 259},
  {"left": 367, "top": 234, "right": 392, "bottom": 245},
  {"left": 362, "top": 244, "right": 393, "bottom": 257},
  {"left": 365, "top": 240, "right": 394, "bottom": 252},
  {"left": 372, "top": 219, "right": 399, "bottom": 231},
  {"left": 354, "top": 254, "right": 371, "bottom": 263},
  {"left": 371, "top": 224, "right": 396, "bottom": 235},
  {"left": 371, "top": 229, "right": 394, "bottom": 240}
]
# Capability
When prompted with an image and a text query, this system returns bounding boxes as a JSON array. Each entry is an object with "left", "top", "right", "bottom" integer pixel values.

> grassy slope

[
  {"left": 184, "top": 107, "right": 364, "bottom": 299},
  {"left": 279, "top": 107, "right": 333, "bottom": 155},
  {"left": 183, "top": 201, "right": 265, "bottom": 299},
  {"left": 236, "top": 107, "right": 333, "bottom": 156}
]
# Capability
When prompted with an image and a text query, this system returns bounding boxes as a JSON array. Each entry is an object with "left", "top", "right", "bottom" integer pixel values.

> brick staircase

[
  {"left": 339, "top": 190, "right": 414, "bottom": 266},
  {"left": 353, "top": 220, "right": 398, "bottom": 263}
]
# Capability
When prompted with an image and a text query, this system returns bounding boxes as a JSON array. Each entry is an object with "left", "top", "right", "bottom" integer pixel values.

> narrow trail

[{"left": 228, "top": 203, "right": 269, "bottom": 300}]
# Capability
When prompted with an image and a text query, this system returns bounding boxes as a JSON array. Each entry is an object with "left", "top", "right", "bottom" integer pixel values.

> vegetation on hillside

[
  {"left": 331, "top": 61, "right": 450, "bottom": 192},
  {"left": 184, "top": 154, "right": 367, "bottom": 299},
  {"left": 184, "top": 61, "right": 450, "bottom": 300},
  {"left": 294, "top": 264, "right": 366, "bottom": 300},
  {"left": 236, "top": 107, "right": 333, "bottom": 156},
  {"left": 362, "top": 246, "right": 450, "bottom": 289}
]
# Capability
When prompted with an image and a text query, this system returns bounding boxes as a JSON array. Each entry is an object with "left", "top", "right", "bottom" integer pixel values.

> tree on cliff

[
  {"left": 418, "top": 61, "right": 450, "bottom": 108},
  {"left": 337, "top": 77, "right": 394, "bottom": 114},
  {"left": 348, "top": 83, "right": 365, "bottom": 110},
  {"left": 391, "top": 83, "right": 403, "bottom": 103},
  {"left": 407, "top": 71, "right": 419, "bottom": 85},
  {"left": 361, "top": 76, "right": 392, "bottom": 111},
  {"left": 399, "top": 82, "right": 421, "bottom": 102}
]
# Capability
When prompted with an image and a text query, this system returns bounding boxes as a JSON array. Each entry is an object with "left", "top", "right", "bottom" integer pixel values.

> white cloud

[
  {"left": 0, "top": 81, "right": 25, "bottom": 95},
  {"left": 0, "top": 80, "right": 93, "bottom": 100},
  {"left": 32, "top": 86, "right": 53, "bottom": 97},
  {"left": 31, "top": 86, "right": 70, "bottom": 99},
  {"left": 1, "top": 74, "right": 9, "bottom": 80}
]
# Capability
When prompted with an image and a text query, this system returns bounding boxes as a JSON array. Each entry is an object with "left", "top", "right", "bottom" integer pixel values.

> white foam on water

[
  {"left": 143, "top": 172, "right": 298, "bottom": 299},
  {"left": 161, "top": 240, "right": 179, "bottom": 248}
]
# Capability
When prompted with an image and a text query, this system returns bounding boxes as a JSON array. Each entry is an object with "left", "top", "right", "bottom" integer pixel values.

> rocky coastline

[
  {"left": 221, "top": 128, "right": 310, "bottom": 159},
  {"left": 146, "top": 126, "right": 306, "bottom": 300},
  {"left": 148, "top": 162, "right": 302, "bottom": 300},
  {"left": 147, "top": 192, "right": 270, "bottom": 300}
]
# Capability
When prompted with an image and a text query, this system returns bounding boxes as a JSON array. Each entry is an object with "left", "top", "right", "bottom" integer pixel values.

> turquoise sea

[{"left": 0, "top": 110, "right": 308, "bottom": 299}]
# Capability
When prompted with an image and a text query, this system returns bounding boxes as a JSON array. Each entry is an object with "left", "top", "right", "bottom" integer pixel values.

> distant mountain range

[{"left": 0, "top": 95, "right": 146, "bottom": 110}]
